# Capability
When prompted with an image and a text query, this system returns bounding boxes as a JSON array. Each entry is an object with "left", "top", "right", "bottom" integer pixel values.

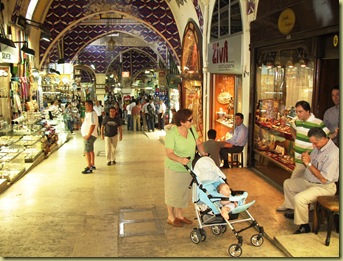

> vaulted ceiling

[{"left": 10, "top": 0, "right": 205, "bottom": 82}]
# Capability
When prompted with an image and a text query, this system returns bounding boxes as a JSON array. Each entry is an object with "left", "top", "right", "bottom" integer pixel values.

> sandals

[
  {"left": 167, "top": 219, "right": 182, "bottom": 227},
  {"left": 175, "top": 217, "right": 193, "bottom": 224}
]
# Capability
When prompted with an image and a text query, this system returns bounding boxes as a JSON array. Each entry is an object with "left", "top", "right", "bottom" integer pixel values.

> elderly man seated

[
  {"left": 281, "top": 127, "right": 339, "bottom": 234},
  {"left": 219, "top": 113, "right": 248, "bottom": 168}
]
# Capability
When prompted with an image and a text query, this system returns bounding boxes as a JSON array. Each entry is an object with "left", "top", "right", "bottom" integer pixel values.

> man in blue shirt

[{"left": 219, "top": 113, "right": 248, "bottom": 168}]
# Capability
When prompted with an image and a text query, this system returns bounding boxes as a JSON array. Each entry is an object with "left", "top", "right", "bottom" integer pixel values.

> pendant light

[{"left": 107, "top": 37, "right": 115, "bottom": 51}]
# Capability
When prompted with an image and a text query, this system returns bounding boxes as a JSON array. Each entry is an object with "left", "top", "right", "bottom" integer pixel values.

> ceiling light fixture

[
  {"left": 41, "top": 30, "right": 52, "bottom": 42},
  {"left": 21, "top": 44, "right": 35, "bottom": 56},
  {"left": 287, "top": 50, "right": 294, "bottom": 68},
  {"left": 15, "top": 15, "right": 52, "bottom": 42},
  {"left": 107, "top": 37, "right": 115, "bottom": 51},
  {"left": 0, "top": 35, "right": 16, "bottom": 48}
]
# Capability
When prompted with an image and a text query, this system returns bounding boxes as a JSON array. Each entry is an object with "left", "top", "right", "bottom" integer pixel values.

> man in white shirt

[
  {"left": 81, "top": 100, "right": 98, "bottom": 174},
  {"left": 158, "top": 100, "right": 166, "bottom": 130},
  {"left": 126, "top": 99, "right": 136, "bottom": 131},
  {"left": 93, "top": 100, "right": 104, "bottom": 134},
  {"left": 219, "top": 113, "right": 248, "bottom": 168}
]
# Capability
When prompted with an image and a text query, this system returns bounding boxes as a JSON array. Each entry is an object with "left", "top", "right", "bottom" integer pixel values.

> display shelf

[
  {"left": 254, "top": 149, "right": 294, "bottom": 172},
  {"left": 216, "top": 119, "right": 233, "bottom": 128},
  {"left": 255, "top": 121, "right": 293, "bottom": 140}
]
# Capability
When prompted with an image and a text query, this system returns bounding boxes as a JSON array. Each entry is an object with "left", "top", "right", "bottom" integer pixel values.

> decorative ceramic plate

[{"left": 217, "top": 92, "right": 232, "bottom": 104}]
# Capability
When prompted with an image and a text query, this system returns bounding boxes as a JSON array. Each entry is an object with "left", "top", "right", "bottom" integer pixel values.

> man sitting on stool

[
  {"left": 219, "top": 113, "right": 248, "bottom": 168},
  {"left": 282, "top": 127, "right": 339, "bottom": 234}
]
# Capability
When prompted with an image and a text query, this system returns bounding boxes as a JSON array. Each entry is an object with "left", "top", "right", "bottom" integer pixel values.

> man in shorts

[{"left": 81, "top": 100, "right": 98, "bottom": 174}]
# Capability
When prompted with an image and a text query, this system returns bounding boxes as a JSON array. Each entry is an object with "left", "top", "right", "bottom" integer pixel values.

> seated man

[
  {"left": 219, "top": 113, "right": 248, "bottom": 168},
  {"left": 203, "top": 129, "right": 234, "bottom": 167},
  {"left": 282, "top": 127, "right": 339, "bottom": 234}
]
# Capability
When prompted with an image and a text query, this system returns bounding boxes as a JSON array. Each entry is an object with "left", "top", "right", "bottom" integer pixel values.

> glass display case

[
  {"left": 212, "top": 75, "right": 239, "bottom": 140},
  {"left": 253, "top": 47, "right": 314, "bottom": 183}
]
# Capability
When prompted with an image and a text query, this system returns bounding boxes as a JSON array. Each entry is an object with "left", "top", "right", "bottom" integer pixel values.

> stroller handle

[{"left": 184, "top": 157, "right": 201, "bottom": 188}]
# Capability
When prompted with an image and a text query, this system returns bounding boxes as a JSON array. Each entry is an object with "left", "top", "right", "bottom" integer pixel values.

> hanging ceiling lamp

[{"left": 107, "top": 37, "right": 115, "bottom": 51}]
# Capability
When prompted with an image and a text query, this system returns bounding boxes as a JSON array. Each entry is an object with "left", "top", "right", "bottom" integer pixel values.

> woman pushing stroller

[{"left": 164, "top": 109, "right": 207, "bottom": 227}]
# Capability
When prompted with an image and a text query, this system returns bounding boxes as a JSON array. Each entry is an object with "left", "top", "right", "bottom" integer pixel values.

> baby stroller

[{"left": 184, "top": 156, "right": 264, "bottom": 257}]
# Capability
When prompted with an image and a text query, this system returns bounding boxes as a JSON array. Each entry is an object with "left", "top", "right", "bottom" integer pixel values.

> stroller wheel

[
  {"left": 211, "top": 225, "right": 221, "bottom": 235},
  {"left": 250, "top": 234, "right": 264, "bottom": 247},
  {"left": 228, "top": 244, "right": 242, "bottom": 257},
  {"left": 190, "top": 229, "right": 201, "bottom": 244},
  {"left": 199, "top": 229, "right": 207, "bottom": 242},
  {"left": 220, "top": 225, "right": 227, "bottom": 234}
]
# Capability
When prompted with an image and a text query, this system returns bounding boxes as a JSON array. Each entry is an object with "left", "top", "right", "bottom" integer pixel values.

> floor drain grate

[
  {"left": 119, "top": 207, "right": 164, "bottom": 237},
  {"left": 97, "top": 151, "right": 106, "bottom": 157}
]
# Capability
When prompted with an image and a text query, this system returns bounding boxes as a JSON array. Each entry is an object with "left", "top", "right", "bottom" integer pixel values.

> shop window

[
  {"left": 256, "top": 48, "right": 313, "bottom": 110},
  {"left": 253, "top": 47, "right": 315, "bottom": 180},
  {"left": 212, "top": 74, "right": 236, "bottom": 140}
]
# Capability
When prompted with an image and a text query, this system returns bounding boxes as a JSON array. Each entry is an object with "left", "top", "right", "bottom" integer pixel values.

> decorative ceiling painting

[{"left": 11, "top": 0, "right": 204, "bottom": 78}]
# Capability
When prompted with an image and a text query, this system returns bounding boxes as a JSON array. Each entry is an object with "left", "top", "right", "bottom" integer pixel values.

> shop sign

[
  {"left": 208, "top": 34, "right": 242, "bottom": 74},
  {"left": 0, "top": 45, "right": 18, "bottom": 63}
]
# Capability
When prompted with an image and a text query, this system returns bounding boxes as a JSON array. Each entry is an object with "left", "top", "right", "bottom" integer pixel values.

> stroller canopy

[{"left": 193, "top": 156, "right": 227, "bottom": 182}]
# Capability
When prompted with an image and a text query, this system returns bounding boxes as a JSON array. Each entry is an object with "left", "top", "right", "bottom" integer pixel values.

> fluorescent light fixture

[
  {"left": 16, "top": 15, "right": 52, "bottom": 42},
  {"left": 0, "top": 36, "right": 16, "bottom": 48},
  {"left": 90, "top": 64, "right": 95, "bottom": 70},
  {"left": 41, "top": 30, "right": 51, "bottom": 42}
]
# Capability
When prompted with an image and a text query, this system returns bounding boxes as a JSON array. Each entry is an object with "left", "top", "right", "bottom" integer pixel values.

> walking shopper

[
  {"left": 164, "top": 108, "right": 207, "bottom": 227},
  {"left": 80, "top": 100, "right": 98, "bottom": 174},
  {"left": 101, "top": 106, "right": 123, "bottom": 165},
  {"left": 146, "top": 99, "right": 156, "bottom": 132},
  {"left": 93, "top": 100, "right": 104, "bottom": 134},
  {"left": 158, "top": 100, "right": 166, "bottom": 130},
  {"left": 64, "top": 102, "right": 75, "bottom": 134},
  {"left": 132, "top": 101, "right": 141, "bottom": 132}
]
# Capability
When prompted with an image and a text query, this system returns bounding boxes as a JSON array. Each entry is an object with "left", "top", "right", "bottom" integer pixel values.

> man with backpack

[{"left": 146, "top": 100, "right": 156, "bottom": 132}]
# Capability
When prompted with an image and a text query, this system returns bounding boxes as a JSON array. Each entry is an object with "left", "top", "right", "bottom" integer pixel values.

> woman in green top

[{"left": 164, "top": 109, "right": 207, "bottom": 227}]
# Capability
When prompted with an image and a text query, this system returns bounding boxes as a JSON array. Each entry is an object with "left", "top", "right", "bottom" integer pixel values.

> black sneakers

[
  {"left": 293, "top": 224, "right": 311, "bottom": 234},
  {"left": 82, "top": 167, "right": 92, "bottom": 174},
  {"left": 112, "top": 160, "right": 116, "bottom": 164}
]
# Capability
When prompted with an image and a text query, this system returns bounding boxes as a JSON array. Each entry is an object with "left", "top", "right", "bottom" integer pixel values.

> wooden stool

[
  {"left": 228, "top": 151, "right": 243, "bottom": 168},
  {"left": 313, "top": 195, "right": 339, "bottom": 246}
]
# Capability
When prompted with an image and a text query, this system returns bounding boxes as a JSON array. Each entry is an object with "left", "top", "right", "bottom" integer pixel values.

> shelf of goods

[
  {"left": 216, "top": 118, "right": 234, "bottom": 128},
  {"left": 254, "top": 120, "right": 295, "bottom": 172},
  {"left": 0, "top": 116, "right": 69, "bottom": 194}
]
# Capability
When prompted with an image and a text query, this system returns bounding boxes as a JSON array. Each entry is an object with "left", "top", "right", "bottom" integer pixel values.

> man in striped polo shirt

[{"left": 276, "top": 100, "right": 330, "bottom": 211}]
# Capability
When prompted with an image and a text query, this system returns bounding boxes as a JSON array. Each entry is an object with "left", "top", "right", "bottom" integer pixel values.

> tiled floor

[{"left": 0, "top": 129, "right": 339, "bottom": 257}]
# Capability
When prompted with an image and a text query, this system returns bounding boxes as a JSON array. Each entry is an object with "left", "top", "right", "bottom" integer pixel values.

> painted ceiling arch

[
  {"left": 106, "top": 47, "right": 157, "bottom": 75},
  {"left": 11, "top": 0, "right": 204, "bottom": 78}
]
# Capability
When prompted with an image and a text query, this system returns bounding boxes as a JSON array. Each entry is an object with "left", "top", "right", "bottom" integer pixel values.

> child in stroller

[
  {"left": 217, "top": 183, "right": 238, "bottom": 220},
  {"left": 184, "top": 156, "right": 264, "bottom": 257}
]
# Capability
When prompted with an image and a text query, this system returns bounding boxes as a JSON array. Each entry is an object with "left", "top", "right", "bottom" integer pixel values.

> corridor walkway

[{"left": 0, "top": 129, "right": 339, "bottom": 257}]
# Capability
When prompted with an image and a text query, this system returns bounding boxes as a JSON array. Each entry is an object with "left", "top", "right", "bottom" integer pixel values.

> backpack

[{"left": 147, "top": 104, "right": 155, "bottom": 116}]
